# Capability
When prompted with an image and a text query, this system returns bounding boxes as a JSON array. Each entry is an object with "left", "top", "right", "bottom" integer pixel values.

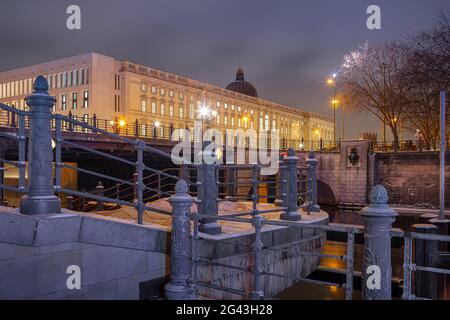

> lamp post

[{"left": 327, "top": 74, "right": 338, "bottom": 146}]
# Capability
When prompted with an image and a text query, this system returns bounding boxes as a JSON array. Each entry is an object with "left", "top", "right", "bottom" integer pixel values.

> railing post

[
  {"left": 115, "top": 183, "right": 120, "bottom": 200},
  {"left": 20, "top": 76, "right": 61, "bottom": 215},
  {"left": 96, "top": 181, "right": 104, "bottom": 211},
  {"left": 251, "top": 215, "right": 264, "bottom": 300},
  {"left": 66, "top": 195, "right": 74, "bottom": 210},
  {"left": 198, "top": 143, "right": 221, "bottom": 235},
  {"left": 10, "top": 111, "right": 16, "bottom": 127},
  {"left": 136, "top": 141, "right": 144, "bottom": 224},
  {"left": 305, "top": 151, "right": 320, "bottom": 212},
  {"left": 281, "top": 148, "right": 300, "bottom": 221},
  {"left": 165, "top": 179, "right": 196, "bottom": 300},
  {"left": 360, "top": 185, "right": 398, "bottom": 300},
  {"left": 92, "top": 113, "right": 97, "bottom": 129},
  {"left": 413, "top": 224, "right": 438, "bottom": 299},
  {"left": 134, "top": 119, "right": 139, "bottom": 137},
  {"left": 68, "top": 111, "right": 73, "bottom": 132},
  {"left": 274, "top": 157, "right": 286, "bottom": 207}
]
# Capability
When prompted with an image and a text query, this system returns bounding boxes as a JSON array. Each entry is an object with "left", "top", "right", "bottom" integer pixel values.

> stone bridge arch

[{"left": 317, "top": 179, "right": 337, "bottom": 205}]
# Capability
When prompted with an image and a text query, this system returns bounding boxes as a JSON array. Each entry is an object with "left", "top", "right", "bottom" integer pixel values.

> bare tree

[{"left": 340, "top": 42, "right": 412, "bottom": 151}]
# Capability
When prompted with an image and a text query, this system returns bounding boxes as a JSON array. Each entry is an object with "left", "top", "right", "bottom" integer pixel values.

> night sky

[{"left": 1, "top": 0, "right": 450, "bottom": 139}]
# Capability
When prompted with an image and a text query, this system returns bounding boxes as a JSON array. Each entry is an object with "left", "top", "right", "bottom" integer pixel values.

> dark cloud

[{"left": 0, "top": 0, "right": 449, "bottom": 138}]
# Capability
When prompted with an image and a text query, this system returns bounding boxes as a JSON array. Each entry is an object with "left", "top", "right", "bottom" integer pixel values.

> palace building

[{"left": 0, "top": 52, "right": 334, "bottom": 146}]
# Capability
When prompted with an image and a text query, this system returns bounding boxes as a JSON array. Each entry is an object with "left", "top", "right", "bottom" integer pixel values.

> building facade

[{"left": 0, "top": 52, "right": 334, "bottom": 147}]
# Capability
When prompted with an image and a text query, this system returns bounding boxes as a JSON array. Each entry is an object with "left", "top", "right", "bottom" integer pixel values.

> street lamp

[{"left": 327, "top": 74, "right": 338, "bottom": 145}]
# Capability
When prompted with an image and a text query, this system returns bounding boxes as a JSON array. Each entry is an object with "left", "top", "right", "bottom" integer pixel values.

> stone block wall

[
  {"left": 0, "top": 210, "right": 168, "bottom": 300},
  {"left": 374, "top": 152, "right": 450, "bottom": 207}
]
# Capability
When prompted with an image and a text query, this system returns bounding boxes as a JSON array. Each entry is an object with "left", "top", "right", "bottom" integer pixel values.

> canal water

[{"left": 276, "top": 206, "right": 447, "bottom": 300}]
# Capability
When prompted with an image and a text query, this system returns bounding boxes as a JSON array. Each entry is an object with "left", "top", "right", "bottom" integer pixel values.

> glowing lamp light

[
  {"left": 118, "top": 120, "right": 126, "bottom": 127},
  {"left": 51, "top": 138, "right": 56, "bottom": 150},
  {"left": 110, "top": 120, "right": 114, "bottom": 126},
  {"left": 332, "top": 73, "right": 337, "bottom": 78},
  {"left": 331, "top": 99, "right": 339, "bottom": 105},
  {"left": 198, "top": 106, "right": 210, "bottom": 118},
  {"left": 327, "top": 78, "right": 334, "bottom": 85},
  {"left": 154, "top": 120, "right": 161, "bottom": 128}
]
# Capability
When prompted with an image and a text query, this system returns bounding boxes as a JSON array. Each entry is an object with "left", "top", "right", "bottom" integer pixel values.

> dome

[{"left": 225, "top": 68, "right": 258, "bottom": 97}]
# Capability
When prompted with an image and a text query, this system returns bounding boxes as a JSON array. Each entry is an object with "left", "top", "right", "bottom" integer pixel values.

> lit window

[
  {"left": 61, "top": 94, "right": 67, "bottom": 110},
  {"left": 141, "top": 84, "right": 147, "bottom": 92},
  {"left": 141, "top": 99, "right": 147, "bottom": 112},
  {"left": 169, "top": 104, "right": 174, "bottom": 116},
  {"left": 160, "top": 88, "right": 165, "bottom": 96},
  {"left": 179, "top": 92, "right": 184, "bottom": 100},
  {"left": 160, "top": 103, "right": 165, "bottom": 115},
  {"left": 169, "top": 90, "right": 174, "bottom": 98},
  {"left": 151, "top": 101, "right": 156, "bottom": 113},
  {"left": 224, "top": 103, "right": 228, "bottom": 109},
  {"left": 151, "top": 86, "right": 157, "bottom": 94},
  {"left": 216, "top": 101, "right": 221, "bottom": 108},
  {"left": 231, "top": 104, "right": 235, "bottom": 111},
  {"left": 83, "top": 91, "right": 89, "bottom": 108},
  {"left": 224, "top": 115, "right": 228, "bottom": 126},
  {"left": 72, "top": 92, "right": 77, "bottom": 110},
  {"left": 216, "top": 114, "right": 220, "bottom": 124},
  {"left": 231, "top": 117, "right": 234, "bottom": 127},
  {"left": 189, "top": 103, "right": 194, "bottom": 119},
  {"left": 179, "top": 106, "right": 184, "bottom": 118},
  {"left": 238, "top": 106, "right": 241, "bottom": 112}
]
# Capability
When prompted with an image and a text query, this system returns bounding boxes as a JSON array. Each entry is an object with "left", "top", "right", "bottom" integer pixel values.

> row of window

[
  {"left": 0, "top": 68, "right": 89, "bottom": 100},
  {"left": 60, "top": 91, "right": 89, "bottom": 110},
  {"left": 140, "top": 85, "right": 300, "bottom": 124}
]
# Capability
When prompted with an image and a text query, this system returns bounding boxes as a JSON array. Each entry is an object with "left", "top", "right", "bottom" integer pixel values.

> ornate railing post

[
  {"left": 165, "top": 179, "right": 196, "bottom": 300},
  {"left": 134, "top": 119, "right": 139, "bottom": 137},
  {"left": 281, "top": 148, "right": 300, "bottom": 221},
  {"left": 360, "top": 185, "right": 398, "bottom": 300},
  {"left": 305, "top": 151, "right": 320, "bottom": 212},
  {"left": 20, "top": 76, "right": 61, "bottom": 215},
  {"left": 96, "top": 181, "right": 104, "bottom": 211},
  {"left": 198, "top": 143, "right": 221, "bottom": 235},
  {"left": 92, "top": 113, "right": 97, "bottom": 129}
]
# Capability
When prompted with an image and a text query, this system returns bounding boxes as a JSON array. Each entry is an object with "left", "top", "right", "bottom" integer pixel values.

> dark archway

[{"left": 317, "top": 180, "right": 337, "bottom": 205}]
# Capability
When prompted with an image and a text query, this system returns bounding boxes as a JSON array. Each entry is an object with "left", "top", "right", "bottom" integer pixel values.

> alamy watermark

[
  {"left": 170, "top": 120, "right": 280, "bottom": 175},
  {"left": 367, "top": 5, "right": 381, "bottom": 30},
  {"left": 66, "top": 5, "right": 81, "bottom": 30}
]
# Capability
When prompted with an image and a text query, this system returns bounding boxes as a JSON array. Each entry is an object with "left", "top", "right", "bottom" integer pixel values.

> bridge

[{"left": 0, "top": 76, "right": 449, "bottom": 301}]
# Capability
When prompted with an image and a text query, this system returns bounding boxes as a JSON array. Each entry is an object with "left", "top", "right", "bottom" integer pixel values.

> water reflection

[{"left": 276, "top": 206, "right": 449, "bottom": 300}]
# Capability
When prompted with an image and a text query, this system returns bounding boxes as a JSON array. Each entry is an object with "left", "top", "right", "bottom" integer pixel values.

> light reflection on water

[{"left": 276, "top": 206, "right": 448, "bottom": 300}]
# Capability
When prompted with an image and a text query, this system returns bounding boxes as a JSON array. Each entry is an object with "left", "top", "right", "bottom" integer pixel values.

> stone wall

[
  {"left": 196, "top": 215, "right": 328, "bottom": 299},
  {"left": 0, "top": 209, "right": 168, "bottom": 300},
  {"left": 374, "top": 152, "right": 450, "bottom": 208}
]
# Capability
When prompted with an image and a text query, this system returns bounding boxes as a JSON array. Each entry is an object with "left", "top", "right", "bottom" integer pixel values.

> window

[
  {"left": 151, "top": 101, "right": 156, "bottom": 113},
  {"left": 160, "top": 103, "right": 165, "bottom": 115},
  {"left": 72, "top": 92, "right": 77, "bottom": 110},
  {"left": 81, "top": 69, "right": 85, "bottom": 85},
  {"left": 231, "top": 104, "right": 235, "bottom": 111},
  {"left": 83, "top": 91, "right": 89, "bottom": 108},
  {"left": 61, "top": 94, "right": 67, "bottom": 110},
  {"left": 189, "top": 103, "right": 194, "bottom": 119},
  {"left": 250, "top": 109, "right": 254, "bottom": 115},
  {"left": 141, "top": 84, "right": 147, "bottom": 92},
  {"left": 216, "top": 114, "right": 220, "bottom": 124},
  {"left": 115, "top": 95, "right": 120, "bottom": 112},
  {"left": 224, "top": 115, "right": 228, "bottom": 126},
  {"left": 224, "top": 103, "right": 228, "bottom": 109},
  {"left": 179, "top": 92, "right": 184, "bottom": 100},
  {"left": 169, "top": 104, "right": 174, "bottom": 116},
  {"left": 75, "top": 70, "right": 79, "bottom": 86},
  {"left": 62, "top": 72, "right": 67, "bottom": 88},
  {"left": 68, "top": 71, "right": 73, "bottom": 87},
  {"left": 151, "top": 86, "right": 157, "bottom": 94},
  {"left": 231, "top": 117, "right": 234, "bottom": 127},
  {"left": 169, "top": 90, "right": 174, "bottom": 98},
  {"left": 160, "top": 88, "right": 165, "bottom": 96},
  {"left": 216, "top": 101, "right": 221, "bottom": 108},
  {"left": 179, "top": 106, "right": 184, "bottom": 118},
  {"left": 141, "top": 99, "right": 147, "bottom": 112},
  {"left": 238, "top": 106, "right": 241, "bottom": 112},
  {"left": 84, "top": 68, "right": 89, "bottom": 85}
]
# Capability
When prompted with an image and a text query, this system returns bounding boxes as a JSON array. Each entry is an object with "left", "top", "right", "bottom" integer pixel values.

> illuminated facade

[{"left": 0, "top": 53, "right": 334, "bottom": 145}]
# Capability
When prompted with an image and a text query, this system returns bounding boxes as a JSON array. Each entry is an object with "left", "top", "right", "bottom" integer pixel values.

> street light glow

[
  {"left": 327, "top": 78, "right": 334, "bottom": 85},
  {"left": 118, "top": 119, "right": 126, "bottom": 127},
  {"left": 154, "top": 120, "right": 161, "bottom": 127},
  {"left": 198, "top": 105, "right": 210, "bottom": 118}
]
